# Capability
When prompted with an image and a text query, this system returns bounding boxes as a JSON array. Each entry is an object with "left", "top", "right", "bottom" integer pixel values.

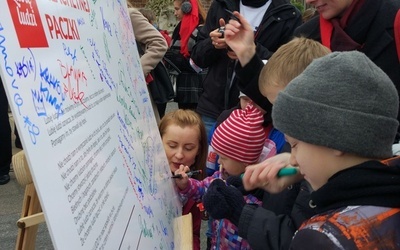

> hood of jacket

[{"left": 311, "top": 160, "right": 400, "bottom": 214}]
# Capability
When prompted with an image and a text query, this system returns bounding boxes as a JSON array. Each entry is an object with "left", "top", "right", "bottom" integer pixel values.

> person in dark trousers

[
  {"left": 164, "top": 0, "right": 207, "bottom": 111},
  {"left": 0, "top": 77, "right": 12, "bottom": 185}
]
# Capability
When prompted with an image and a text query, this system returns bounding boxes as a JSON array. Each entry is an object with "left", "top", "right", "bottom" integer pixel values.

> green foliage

[
  {"left": 291, "top": 0, "right": 304, "bottom": 13},
  {"left": 146, "top": 0, "right": 172, "bottom": 17}
]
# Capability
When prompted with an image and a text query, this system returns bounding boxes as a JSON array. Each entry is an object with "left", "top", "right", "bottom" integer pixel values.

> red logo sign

[{"left": 7, "top": 0, "right": 49, "bottom": 48}]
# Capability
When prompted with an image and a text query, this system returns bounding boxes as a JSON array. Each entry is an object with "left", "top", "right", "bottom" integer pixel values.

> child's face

[
  {"left": 162, "top": 124, "right": 200, "bottom": 173},
  {"left": 285, "top": 135, "right": 338, "bottom": 190},
  {"left": 217, "top": 152, "right": 247, "bottom": 180}
]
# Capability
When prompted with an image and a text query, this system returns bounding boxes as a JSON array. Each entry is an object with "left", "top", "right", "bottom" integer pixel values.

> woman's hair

[
  {"left": 175, "top": 0, "right": 207, "bottom": 24},
  {"left": 138, "top": 8, "right": 156, "bottom": 24},
  {"left": 159, "top": 109, "right": 207, "bottom": 180},
  {"left": 126, "top": 0, "right": 134, "bottom": 8}
]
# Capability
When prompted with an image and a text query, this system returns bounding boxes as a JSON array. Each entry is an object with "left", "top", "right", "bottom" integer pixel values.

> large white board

[{"left": 0, "top": 0, "right": 182, "bottom": 249}]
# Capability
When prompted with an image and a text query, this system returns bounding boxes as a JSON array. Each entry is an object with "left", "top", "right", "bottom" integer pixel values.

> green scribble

[
  {"left": 80, "top": 46, "right": 96, "bottom": 80},
  {"left": 131, "top": 97, "right": 141, "bottom": 115},
  {"left": 90, "top": 10, "right": 98, "bottom": 29},
  {"left": 103, "top": 33, "right": 111, "bottom": 62},
  {"left": 136, "top": 127, "right": 143, "bottom": 140},
  {"left": 116, "top": 94, "right": 137, "bottom": 121}
]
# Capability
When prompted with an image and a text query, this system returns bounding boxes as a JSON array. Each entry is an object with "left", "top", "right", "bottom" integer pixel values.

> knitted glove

[{"left": 202, "top": 179, "right": 245, "bottom": 226}]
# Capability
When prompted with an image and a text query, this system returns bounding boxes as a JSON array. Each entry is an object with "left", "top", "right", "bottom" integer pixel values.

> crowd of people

[
  {"left": 2, "top": 0, "right": 400, "bottom": 249},
  {"left": 166, "top": 0, "right": 400, "bottom": 249}
]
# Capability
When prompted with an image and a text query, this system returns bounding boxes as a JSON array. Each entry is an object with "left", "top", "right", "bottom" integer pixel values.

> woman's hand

[
  {"left": 173, "top": 164, "right": 191, "bottom": 190},
  {"left": 210, "top": 18, "right": 228, "bottom": 50}
]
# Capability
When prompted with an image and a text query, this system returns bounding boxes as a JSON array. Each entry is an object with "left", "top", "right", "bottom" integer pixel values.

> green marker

[
  {"left": 277, "top": 167, "right": 298, "bottom": 177},
  {"left": 240, "top": 167, "right": 298, "bottom": 179}
]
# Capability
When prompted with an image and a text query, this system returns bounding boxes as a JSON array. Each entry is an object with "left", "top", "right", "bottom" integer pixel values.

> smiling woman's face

[
  {"left": 162, "top": 124, "right": 200, "bottom": 172},
  {"left": 305, "top": 0, "right": 353, "bottom": 20}
]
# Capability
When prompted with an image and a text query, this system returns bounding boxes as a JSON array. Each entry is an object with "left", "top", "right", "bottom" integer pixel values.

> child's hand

[
  {"left": 242, "top": 153, "right": 303, "bottom": 193},
  {"left": 173, "top": 164, "right": 191, "bottom": 190},
  {"left": 203, "top": 179, "right": 245, "bottom": 226},
  {"left": 224, "top": 11, "right": 256, "bottom": 66}
]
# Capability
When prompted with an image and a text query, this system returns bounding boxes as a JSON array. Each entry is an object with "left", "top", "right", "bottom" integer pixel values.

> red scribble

[{"left": 58, "top": 59, "right": 88, "bottom": 107}]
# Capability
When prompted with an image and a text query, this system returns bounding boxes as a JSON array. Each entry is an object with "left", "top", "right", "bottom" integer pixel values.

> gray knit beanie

[{"left": 272, "top": 51, "right": 399, "bottom": 159}]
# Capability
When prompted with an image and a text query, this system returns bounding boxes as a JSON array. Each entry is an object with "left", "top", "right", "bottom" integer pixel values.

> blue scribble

[
  {"left": 143, "top": 205, "right": 154, "bottom": 218},
  {"left": 40, "top": 64, "right": 65, "bottom": 100},
  {"left": 0, "top": 30, "right": 14, "bottom": 77},
  {"left": 62, "top": 43, "right": 77, "bottom": 65},
  {"left": 15, "top": 48, "right": 36, "bottom": 80},
  {"left": 13, "top": 92, "right": 23, "bottom": 115},
  {"left": 159, "top": 219, "right": 168, "bottom": 236},
  {"left": 100, "top": 7, "right": 113, "bottom": 36},
  {"left": 31, "top": 80, "right": 64, "bottom": 118},
  {"left": 77, "top": 17, "right": 85, "bottom": 26},
  {"left": 23, "top": 116, "right": 40, "bottom": 145},
  {"left": 137, "top": 186, "right": 144, "bottom": 199}
]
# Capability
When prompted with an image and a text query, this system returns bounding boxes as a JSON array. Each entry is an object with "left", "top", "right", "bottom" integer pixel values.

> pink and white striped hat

[{"left": 211, "top": 103, "right": 267, "bottom": 164}]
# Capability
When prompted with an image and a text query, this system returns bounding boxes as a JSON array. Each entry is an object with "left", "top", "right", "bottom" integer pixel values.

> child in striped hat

[
  {"left": 173, "top": 102, "right": 276, "bottom": 249},
  {"left": 210, "top": 102, "right": 276, "bottom": 180}
]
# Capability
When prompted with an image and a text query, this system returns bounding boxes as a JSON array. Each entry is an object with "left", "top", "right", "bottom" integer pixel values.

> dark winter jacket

[
  {"left": 294, "top": 0, "right": 400, "bottom": 135},
  {"left": 239, "top": 160, "right": 400, "bottom": 250},
  {"left": 290, "top": 161, "right": 400, "bottom": 249},
  {"left": 236, "top": 54, "right": 273, "bottom": 124},
  {"left": 191, "top": 0, "right": 302, "bottom": 119},
  {"left": 238, "top": 180, "right": 315, "bottom": 250}
]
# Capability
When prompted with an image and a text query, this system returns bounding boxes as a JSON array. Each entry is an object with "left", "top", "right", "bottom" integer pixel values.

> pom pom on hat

[
  {"left": 211, "top": 103, "right": 267, "bottom": 164},
  {"left": 272, "top": 51, "right": 399, "bottom": 159}
]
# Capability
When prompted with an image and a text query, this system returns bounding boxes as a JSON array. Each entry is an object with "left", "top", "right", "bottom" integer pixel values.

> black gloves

[{"left": 202, "top": 179, "right": 246, "bottom": 226}]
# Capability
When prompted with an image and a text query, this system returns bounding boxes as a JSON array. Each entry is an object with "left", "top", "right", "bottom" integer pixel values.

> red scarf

[
  {"left": 179, "top": 0, "right": 199, "bottom": 57},
  {"left": 320, "top": 0, "right": 365, "bottom": 51}
]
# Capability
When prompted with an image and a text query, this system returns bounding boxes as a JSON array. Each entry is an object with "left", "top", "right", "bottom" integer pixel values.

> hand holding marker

[{"left": 172, "top": 170, "right": 202, "bottom": 179}]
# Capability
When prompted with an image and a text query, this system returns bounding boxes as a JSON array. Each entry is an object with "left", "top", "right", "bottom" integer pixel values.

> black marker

[
  {"left": 224, "top": 9, "right": 240, "bottom": 23},
  {"left": 172, "top": 170, "right": 203, "bottom": 179}
]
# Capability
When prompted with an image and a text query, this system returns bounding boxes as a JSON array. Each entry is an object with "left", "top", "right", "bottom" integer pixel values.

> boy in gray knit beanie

[
  {"left": 272, "top": 51, "right": 398, "bottom": 160},
  {"left": 271, "top": 51, "right": 400, "bottom": 249}
]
